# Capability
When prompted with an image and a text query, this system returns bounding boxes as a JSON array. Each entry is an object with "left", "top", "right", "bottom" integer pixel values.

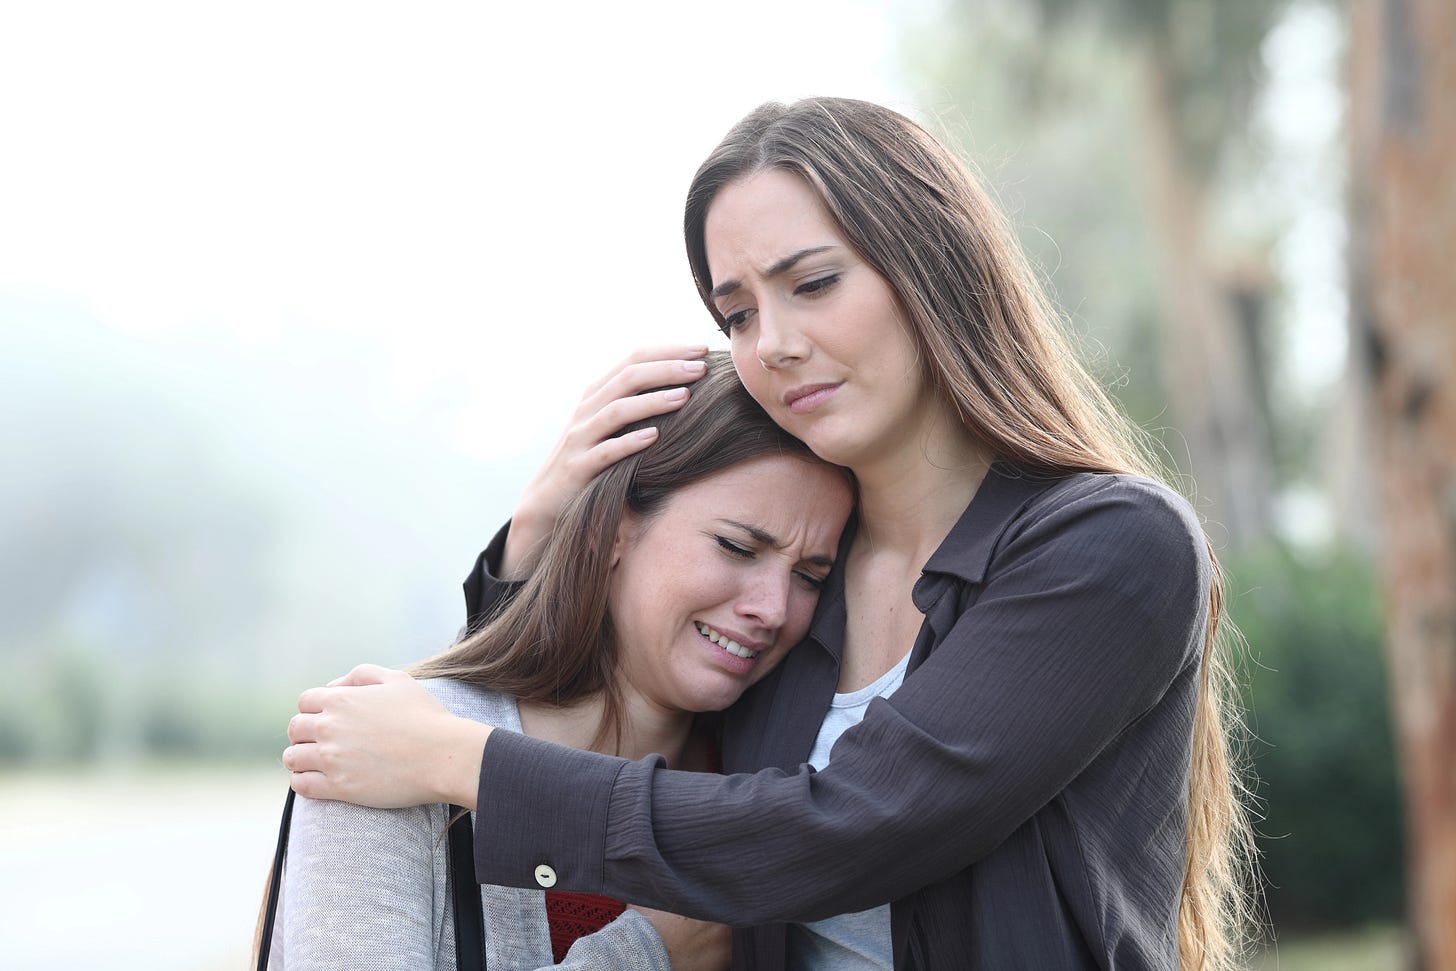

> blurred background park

[{"left": 2, "top": 0, "right": 1451, "bottom": 968}]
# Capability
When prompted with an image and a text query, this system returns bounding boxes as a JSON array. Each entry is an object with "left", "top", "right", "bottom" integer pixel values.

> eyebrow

[
  {"left": 709, "top": 246, "right": 838, "bottom": 302},
  {"left": 718, "top": 518, "right": 836, "bottom": 569}
]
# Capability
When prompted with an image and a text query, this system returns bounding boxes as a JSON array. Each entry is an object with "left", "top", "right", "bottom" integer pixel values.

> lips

[{"left": 783, "top": 382, "right": 841, "bottom": 414}]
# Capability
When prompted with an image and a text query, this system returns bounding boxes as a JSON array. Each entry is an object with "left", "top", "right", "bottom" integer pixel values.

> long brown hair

[
  {"left": 685, "top": 97, "right": 1257, "bottom": 969},
  {"left": 252, "top": 355, "right": 833, "bottom": 965},
  {"left": 411, "top": 351, "right": 835, "bottom": 752}
]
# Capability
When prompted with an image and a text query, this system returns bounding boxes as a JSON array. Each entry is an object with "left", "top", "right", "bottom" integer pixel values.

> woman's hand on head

[
  {"left": 283, "top": 664, "right": 490, "bottom": 810},
  {"left": 501, "top": 344, "right": 710, "bottom": 578}
]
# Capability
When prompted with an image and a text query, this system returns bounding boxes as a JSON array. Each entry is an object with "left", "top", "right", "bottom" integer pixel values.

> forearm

[
  {"left": 469, "top": 479, "right": 1210, "bottom": 923},
  {"left": 474, "top": 719, "right": 952, "bottom": 924}
]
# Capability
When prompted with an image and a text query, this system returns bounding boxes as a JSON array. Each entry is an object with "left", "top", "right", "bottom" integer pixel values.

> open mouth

[{"left": 694, "top": 621, "right": 761, "bottom": 660}]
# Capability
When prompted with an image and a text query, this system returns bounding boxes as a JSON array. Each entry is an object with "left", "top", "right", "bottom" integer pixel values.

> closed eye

[
  {"left": 716, "top": 535, "right": 753, "bottom": 558},
  {"left": 795, "top": 570, "right": 827, "bottom": 590}
]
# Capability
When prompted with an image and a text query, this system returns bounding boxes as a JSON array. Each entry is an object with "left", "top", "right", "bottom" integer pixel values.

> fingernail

[
  {"left": 664, "top": 387, "right": 688, "bottom": 403},
  {"left": 683, "top": 360, "right": 707, "bottom": 374},
  {"left": 636, "top": 426, "right": 659, "bottom": 440}
]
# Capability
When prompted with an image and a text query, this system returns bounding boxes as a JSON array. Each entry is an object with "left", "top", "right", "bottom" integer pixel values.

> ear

[{"left": 610, "top": 510, "right": 641, "bottom": 570}]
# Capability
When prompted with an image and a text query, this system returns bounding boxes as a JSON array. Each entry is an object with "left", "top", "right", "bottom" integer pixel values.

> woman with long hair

[
  {"left": 261, "top": 353, "right": 853, "bottom": 969},
  {"left": 284, "top": 97, "right": 1256, "bottom": 970}
]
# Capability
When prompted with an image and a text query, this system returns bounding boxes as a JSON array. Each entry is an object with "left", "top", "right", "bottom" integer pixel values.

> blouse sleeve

[
  {"left": 278, "top": 794, "right": 673, "bottom": 970},
  {"left": 554, "top": 910, "right": 673, "bottom": 971},
  {"left": 462, "top": 520, "right": 524, "bottom": 631},
  {"left": 278, "top": 796, "right": 445, "bottom": 969},
  {"left": 472, "top": 476, "right": 1212, "bottom": 924}
]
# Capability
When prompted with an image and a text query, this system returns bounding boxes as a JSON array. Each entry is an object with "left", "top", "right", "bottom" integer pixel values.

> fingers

[
  {"left": 501, "top": 347, "right": 713, "bottom": 579},
  {"left": 582, "top": 345, "right": 709, "bottom": 398},
  {"left": 578, "top": 426, "right": 660, "bottom": 476},
  {"left": 582, "top": 357, "right": 708, "bottom": 411},
  {"left": 577, "top": 385, "right": 691, "bottom": 440},
  {"left": 288, "top": 712, "right": 322, "bottom": 744},
  {"left": 289, "top": 770, "right": 329, "bottom": 800},
  {"left": 299, "top": 665, "right": 408, "bottom": 718},
  {"left": 282, "top": 742, "right": 334, "bottom": 799},
  {"left": 283, "top": 738, "right": 345, "bottom": 800},
  {"left": 281, "top": 742, "right": 312, "bottom": 772},
  {"left": 563, "top": 358, "right": 708, "bottom": 468},
  {"left": 297, "top": 686, "right": 328, "bottom": 715},
  {"left": 328, "top": 663, "right": 399, "bottom": 688}
]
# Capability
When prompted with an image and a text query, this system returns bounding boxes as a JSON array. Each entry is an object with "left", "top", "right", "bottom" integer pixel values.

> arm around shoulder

[{"left": 472, "top": 473, "right": 1213, "bottom": 925}]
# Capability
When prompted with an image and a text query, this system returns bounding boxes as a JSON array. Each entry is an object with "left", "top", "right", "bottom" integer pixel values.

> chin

[
  {"left": 679, "top": 682, "right": 750, "bottom": 716},
  {"left": 788, "top": 419, "right": 862, "bottom": 466}
]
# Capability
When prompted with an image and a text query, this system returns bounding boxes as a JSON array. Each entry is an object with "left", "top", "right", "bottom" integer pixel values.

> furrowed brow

[
  {"left": 709, "top": 246, "right": 837, "bottom": 302},
  {"left": 719, "top": 519, "right": 836, "bottom": 569},
  {"left": 719, "top": 519, "right": 781, "bottom": 548}
]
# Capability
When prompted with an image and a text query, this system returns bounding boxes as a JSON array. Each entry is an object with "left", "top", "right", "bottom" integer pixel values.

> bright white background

[
  {"left": 0, "top": 2, "right": 914, "bottom": 968},
  {"left": 0, "top": 1, "right": 1347, "bottom": 967},
  {"left": 1, "top": 0, "right": 914, "bottom": 460}
]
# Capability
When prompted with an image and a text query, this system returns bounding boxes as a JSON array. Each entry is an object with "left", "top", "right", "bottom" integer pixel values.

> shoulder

[
  {"left": 1020, "top": 471, "right": 1204, "bottom": 551},
  {"left": 421, "top": 677, "right": 522, "bottom": 732},
  {"left": 929, "top": 465, "right": 1209, "bottom": 592},
  {"left": 989, "top": 470, "right": 1211, "bottom": 614}
]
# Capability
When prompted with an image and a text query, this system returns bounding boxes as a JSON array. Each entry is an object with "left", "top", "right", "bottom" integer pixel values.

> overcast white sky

[
  {"left": 1, "top": 0, "right": 921, "bottom": 462},
  {"left": 1, "top": 0, "right": 1345, "bottom": 458},
  {"left": 0, "top": 0, "right": 1348, "bottom": 603}
]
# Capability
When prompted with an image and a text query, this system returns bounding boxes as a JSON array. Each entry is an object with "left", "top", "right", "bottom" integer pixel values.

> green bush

[
  {"left": 0, "top": 644, "right": 108, "bottom": 762},
  {"left": 0, "top": 644, "right": 294, "bottom": 766},
  {"left": 1229, "top": 544, "right": 1404, "bottom": 929}
]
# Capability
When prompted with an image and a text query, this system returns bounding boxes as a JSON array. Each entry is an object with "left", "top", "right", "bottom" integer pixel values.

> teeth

[{"left": 695, "top": 621, "right": 759, "bottom": 659}]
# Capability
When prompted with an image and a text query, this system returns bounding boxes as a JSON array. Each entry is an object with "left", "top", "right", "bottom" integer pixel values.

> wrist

[
  {"left": 501, "top": 505, "right": 550, "bottom": 579},
  {"left": 434, "top": 715, "right": 490, "bottom": 808}
]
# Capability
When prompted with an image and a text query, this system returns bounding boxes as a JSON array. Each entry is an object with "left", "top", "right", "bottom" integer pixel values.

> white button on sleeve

[{"left": 534, "top": 864, "right": 558, "bottom": 888}]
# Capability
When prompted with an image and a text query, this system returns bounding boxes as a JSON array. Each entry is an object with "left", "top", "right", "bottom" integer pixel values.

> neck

[
  {"left": 852, "top": 405, "right": 992, "bottom": 563},
  {"left": 518, "top": 690, "right": 695, "bottom": 766}
]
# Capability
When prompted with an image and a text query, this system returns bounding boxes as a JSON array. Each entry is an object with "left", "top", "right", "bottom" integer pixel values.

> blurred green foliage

[
  {"left": 912, "top": 3, "right": 1400, "bottom": 934},
  {"left": 1229, "top": 545, "right": 1404, "bottom": 929},
  {"left": 0, "top": 646, "right": 295, "bottom": 765},
  {"left": 1253, "top": 925, "right": 1405, "bottom": 971}
]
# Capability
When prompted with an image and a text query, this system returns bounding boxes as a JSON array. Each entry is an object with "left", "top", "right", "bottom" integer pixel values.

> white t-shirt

[{"left": 787, "top": 649, "right": 913, "bottom": 971}]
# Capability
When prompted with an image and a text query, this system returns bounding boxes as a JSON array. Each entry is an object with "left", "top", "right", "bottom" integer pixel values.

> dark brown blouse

[{"left": 464, "top": 464, "right": 1208, "bottom": 970}]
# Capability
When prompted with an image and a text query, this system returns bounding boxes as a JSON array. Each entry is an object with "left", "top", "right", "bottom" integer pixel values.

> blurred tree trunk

[
  {"left": 1350, "top": 0, "right": 1456, "bottom": 966},
  {"left": 1139, "top": 42, "right": 1275, "bottom": 547},
  {"left": 1003, "top": 0, "right": 1284, "bottom": 548}
]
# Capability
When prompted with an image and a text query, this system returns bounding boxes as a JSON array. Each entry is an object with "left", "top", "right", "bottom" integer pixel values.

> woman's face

[
  {"left": 703, "top": 168, "right": 936, "bottom": 471},
  {"left": 608, "top": 453, "right": 852, "bottom": 716}
]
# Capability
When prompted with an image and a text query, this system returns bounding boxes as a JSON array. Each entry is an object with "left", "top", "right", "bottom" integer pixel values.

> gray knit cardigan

[{"left": 267, "top": 678, "right": 672, "bottom": 970}]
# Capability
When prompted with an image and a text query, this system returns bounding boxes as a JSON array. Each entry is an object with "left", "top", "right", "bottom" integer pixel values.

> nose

[
  {"left": 753, "top": 303, "right": 810, "bottom": 371},
  {"left": 734, "top": 565, "right": 791, "bottom": 633}
]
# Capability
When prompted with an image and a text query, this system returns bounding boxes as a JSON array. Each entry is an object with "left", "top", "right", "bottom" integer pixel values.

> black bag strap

[
  {"left": 254, "top": 788, "right": 486, "bottom": 970},
  {"left": 447, "top": 806, "right": 486, "bottom": 971},
  {"left": 255, "top": 787, "right": 295, "bottom": 971}
]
